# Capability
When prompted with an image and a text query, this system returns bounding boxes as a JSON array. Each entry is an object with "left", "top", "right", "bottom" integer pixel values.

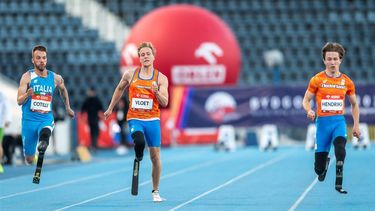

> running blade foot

[
  {"left": 33, "top": 176, "right": 40, "bottom": 184},
  {"left": 318, "top": 171, "right": 327, "bottom": 181},
  {"left": 335, "top": 187, "right": 348, "bottom": 194}
]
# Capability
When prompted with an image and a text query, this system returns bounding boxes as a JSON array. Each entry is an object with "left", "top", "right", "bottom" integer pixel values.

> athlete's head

[
  {"left": 32, "top": 45, "right": 47, "bottom": 72},
  {"left": 138, "top": 42, "right": 155, "bottom": 68},
  {"left": 321, "top": 42, "right": 345, "bottom": 73}
]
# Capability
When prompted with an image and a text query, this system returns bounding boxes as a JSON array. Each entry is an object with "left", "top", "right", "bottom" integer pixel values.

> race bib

[
  {"left": 321, "top": 98, "right": 344, "bottom": 112},
  {"left": 132, "top": 98, "right": 153, "bottom": 110},
  {"left": 30, "top": 94, "right": 52, "bottom": 113}
]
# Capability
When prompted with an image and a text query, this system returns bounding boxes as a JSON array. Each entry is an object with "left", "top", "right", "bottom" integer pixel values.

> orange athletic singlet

[
  {"left": 127, "top": 68, "right": 160, "bottom": 121},
  {"left": 307, "top": 71, "right": 355, "bottom": 117}
]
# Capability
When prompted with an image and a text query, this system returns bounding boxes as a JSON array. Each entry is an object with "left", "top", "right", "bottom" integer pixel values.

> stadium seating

[
  {"left": 0, "top": 0, "right": 120, "bottom": 110},
  {"left": 1, "top": 0, "right": 374, "bottom": 110},
  {"left": 96, "top": 0, "right": 374, "bottom": 85}
]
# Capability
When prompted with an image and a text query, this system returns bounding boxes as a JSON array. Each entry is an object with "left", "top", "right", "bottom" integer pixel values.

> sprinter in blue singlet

[{"left": 17, "top": 45, "right": 75, "bottom": 164}]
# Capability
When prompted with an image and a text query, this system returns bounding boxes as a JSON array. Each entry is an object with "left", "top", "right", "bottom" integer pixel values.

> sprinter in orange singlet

[
  {"left": 104, "top": 42, "right": 168, "bottom": 202},
  {"left": 303, "top": 42, "right": 360, "bottom": 194}
]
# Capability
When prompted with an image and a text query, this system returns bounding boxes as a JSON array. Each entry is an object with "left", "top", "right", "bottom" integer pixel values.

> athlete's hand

[
  {"left": 104, "top": 109, "right": 112, "bottom": 120},
  {"left": 151, "top": 81, "right": 159, "bottom": 94},
  {"left": 307, "top": 110, "right": 316, "bottom": 121},
  {"left": 352, "top": 125, "right": 361, "bottom": 139},
  {"left": 26, "top": 88, "right": 34, "bottom": 97},
  {"left": 66, "top": 108, "right": 75, "bottom": 118}
]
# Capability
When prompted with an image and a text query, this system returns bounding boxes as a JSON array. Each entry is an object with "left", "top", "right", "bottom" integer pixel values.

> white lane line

[
  {"left": 288, "top": 157, "right": 335, "bottom": 211},
  {"left": 54, "top": 156, "right": 234, "bottom": 211},
  {"left": 0, "top": 148, "right": 206, "bottom": 197},
  {"left": 0, "top": 168, "right": 128, "bottom": 200},
  {"left": 169, "top": 153, "right": 289, "bottom": 211},
  {"left": 0, "top": 157, "right": 131, "bottom": 184},
  {"left": 288, "top": 177, "right": 318, "bottom": 211}
]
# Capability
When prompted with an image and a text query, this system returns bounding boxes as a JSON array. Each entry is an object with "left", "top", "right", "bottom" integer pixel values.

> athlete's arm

[
  {"left": 17, "top": 72, "right": 33, "bottom": 105},
  {"left": 302, "top": 90, "right": 316, "bottom": 121},
  {"left": 104, "top": 70, "right": 132, "bottom": 119},
  {"left": 348, "top": 94, "right": 361, "bottom": 138},
  {"left": 153, "top": 73, "right": 169, "bottom": 107},
  {"left": 55, "top": 74, "right": 75, "bottom": 118}
]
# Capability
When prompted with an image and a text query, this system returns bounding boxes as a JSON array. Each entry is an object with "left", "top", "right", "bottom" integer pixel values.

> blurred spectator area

[
  {"left": 97, "top": 0, "right": 375, "bottom": 85},
  {"left": 0, "top": 0, "right": 120, "bottom": 110},
  {"left": 1, "top": 0, "right": 375, "bottom": 112}
]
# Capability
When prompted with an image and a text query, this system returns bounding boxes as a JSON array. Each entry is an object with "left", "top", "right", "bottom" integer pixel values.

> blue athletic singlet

[{"left": 21, "top": 70, "right": 55, "bottom": 156}]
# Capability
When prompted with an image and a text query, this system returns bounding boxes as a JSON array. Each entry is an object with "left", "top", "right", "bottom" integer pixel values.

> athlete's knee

[
  {"left": 38, "top": 128, "right": 51, "bottom": 153},
  {"left": 334, "top": 136, "right": 346, "bottom": 162},
  {"left": 150, "top": 148, "right": 161, "bottom": 165},
  {"left": 314, "top": 152, "right": 328, "bottom": 175},
  {"left": 132, "top": 131, "right": 145, "bottom": 161},
  {"left": 25, "top": 156, "right": 34, "bottom": 165}
]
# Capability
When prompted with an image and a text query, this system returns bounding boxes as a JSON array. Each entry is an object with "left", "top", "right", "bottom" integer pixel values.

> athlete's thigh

[
  {"left": 22, "top": 120, "right": 39, "bottom": 156},
  {"left": 332, "top": 118, "right": 347, "bottom": 140},
  {"left": 143, "top": 120, "right": 161, "bottom": 147},
  {"left": 315, "top": 118, "right": 333, "bottom": 152},
  {"left": 37, "top": 119, "right": 55, "bottom": 134},
  {"left": 128, "top": 120, "right": 145, "bottom": 136}
]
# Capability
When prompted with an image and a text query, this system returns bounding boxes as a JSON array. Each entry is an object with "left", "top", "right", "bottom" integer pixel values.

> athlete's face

[
  {"left": 139, "top": 47, "right": 155, "bottom": 68},
  {"left": 323, "top": 51, "right": 341, "bottom": 73},
  {"left": 32, "top": 50, "right": 47, "bottom": 71}
]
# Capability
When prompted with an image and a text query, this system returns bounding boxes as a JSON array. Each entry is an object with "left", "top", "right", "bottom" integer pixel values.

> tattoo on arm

[{"left": 59, "top": 87, "right": 68, "bottom": 105}]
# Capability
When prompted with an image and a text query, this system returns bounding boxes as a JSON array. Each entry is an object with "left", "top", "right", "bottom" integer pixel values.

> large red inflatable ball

[{"left": 120, "top": 4, "right": 241, "bottom": 86}]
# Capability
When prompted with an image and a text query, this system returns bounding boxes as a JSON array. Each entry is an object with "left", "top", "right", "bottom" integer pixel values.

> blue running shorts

[
  {"left": 315, "top": 115, "right": 347, "bottom": 152},
  {"left": 22, "top": 119, "right": 54, "bottom": 156},
  {"left": 128, "top": 119, "right": 161, "bottom": 147}
]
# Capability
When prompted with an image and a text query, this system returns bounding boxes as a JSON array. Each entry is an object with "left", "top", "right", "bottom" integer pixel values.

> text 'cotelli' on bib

[{"left": 30, "top": 94, "right": 52, "bottom": 113}]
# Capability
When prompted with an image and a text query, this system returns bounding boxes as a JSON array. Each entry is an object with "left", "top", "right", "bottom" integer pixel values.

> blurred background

[{"left": 0, "top": 0, "right": 374, "bottom": 166}]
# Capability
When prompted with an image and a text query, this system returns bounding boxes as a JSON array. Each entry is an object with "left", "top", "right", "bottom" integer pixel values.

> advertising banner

[{"left": 176, "top": 85, "right": 375, "bottom": 128}]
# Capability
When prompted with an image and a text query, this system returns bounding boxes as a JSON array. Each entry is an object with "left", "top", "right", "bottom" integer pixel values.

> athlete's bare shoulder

[
  {"left": 20, "top": 71, "right": 31, "bottom": 83},
  {"left": 157, "top": 71, "right": 168, "bottom": 85},
  {"left": 54, "top": 73, "right": 64, "bottom": 86},
  {"left": 121, "top": 67, "right": 138, "bottom": 85}
]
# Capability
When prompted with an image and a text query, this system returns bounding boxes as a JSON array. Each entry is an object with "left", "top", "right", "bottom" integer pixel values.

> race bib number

[
  {"left": 321, "top": 99, "right": 344, "bottom": 112},
  {"left": 31, "top": 94, "right": 52, "bottom": 113},
  {"left": 132, "top": 98, "right": 153, "bottom": 110}
]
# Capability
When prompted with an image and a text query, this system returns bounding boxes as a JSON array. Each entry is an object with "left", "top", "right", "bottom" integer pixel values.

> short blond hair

[{"left": 137, "top": 41, "right": 156, "bottom": 57}]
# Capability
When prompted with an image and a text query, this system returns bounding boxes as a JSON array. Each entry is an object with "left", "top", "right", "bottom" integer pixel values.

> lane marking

[
  {"left": 55, "top": 156, "right": 235, "bottom": 211},
  {"left": 0, "top": 157, "right": 130, "bottom": 184},
  {"left": 0, "top": 169, "right": 128, "bottom": 200},
  {"left": 0, "top": 148, "right": 209, "bottom": 198},
  {"left": 169, "top": 153, "right": 289, "bottom": 211},
  {"left": 288, "top": 157, "right": 335, "bottom": 211}
]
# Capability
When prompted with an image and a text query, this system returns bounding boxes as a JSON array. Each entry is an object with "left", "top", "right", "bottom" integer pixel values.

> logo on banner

[
  {"left": 120, "top": 43, "right": 138, "bottom": 74},
  {"left": 205, "top": 91, "right": 239, "bottom": 123},
  {"left": 172, "top": 42, "right": 226, "bottom": 85}
]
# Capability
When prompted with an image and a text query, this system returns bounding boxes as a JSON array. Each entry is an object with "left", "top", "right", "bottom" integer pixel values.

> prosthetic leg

[
  {"left": 131, "top": 131, "right": 146, "bottom": 195},
  {"left": 33, "top": 128, "right": 51, "bottom": 184},
  {"left": 334, "top": 136, "right": 347, "bottom": 194},
  {"left": 315, "top": 152, "right": 329, "bottom": 182}
]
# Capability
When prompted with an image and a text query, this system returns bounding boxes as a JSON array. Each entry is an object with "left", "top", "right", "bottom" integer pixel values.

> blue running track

[{"left": 1, "top": 146, "right": 374, "bottom": 210}]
